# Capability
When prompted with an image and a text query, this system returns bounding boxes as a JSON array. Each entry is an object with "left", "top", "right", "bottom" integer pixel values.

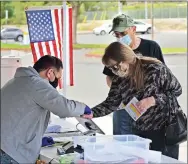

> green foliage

[
  {"left": 1, "top": 1, "right": 63, "bottom": 25},
  {"left": 1, "top": 1, "right": 186, "bottom": 25},
  {"left": 1, "top": 2, "right": 14, "bottom": 19},
  {"left": 1, "top": 1, "right": 116, "bottom": 25},
  {"left": 120, "top": 1, "right": 127, "bottom": 5},
  {"left": 78, "top": 15, "right": 85, "bottom": 23}
]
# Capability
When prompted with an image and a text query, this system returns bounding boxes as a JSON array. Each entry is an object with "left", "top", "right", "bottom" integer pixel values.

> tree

[
  {"left": 1, "top": 2, "right": 14, "bottom": 19},
  {"left": 1, "top": 1, "right": 100, "bottom": 43},
  {"left": 120, "top": 0, "right": 127, "bottom": 6},
  {"left": 68, "top": 1, "right": 100, "bottom": 44},
  {"left": 67, "top": 2, "right": 82, "bottom": 44}
]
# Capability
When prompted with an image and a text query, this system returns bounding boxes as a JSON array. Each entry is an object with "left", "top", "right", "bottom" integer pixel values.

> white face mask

[
  {"left": 112, "top": 64, "right": 129, "bottom": 77},
  {"left": 113, "top": 70, "right": 128, "bottom": 77}
]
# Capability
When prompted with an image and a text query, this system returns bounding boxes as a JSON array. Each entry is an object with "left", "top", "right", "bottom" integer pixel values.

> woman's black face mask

[{"left": 49, "top": 78, "right": 58, "bottom": 88}]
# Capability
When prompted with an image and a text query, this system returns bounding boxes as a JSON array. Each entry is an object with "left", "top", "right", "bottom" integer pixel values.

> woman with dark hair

[{"left": 91, "top": 42, "right": 182, "bottom": 158}]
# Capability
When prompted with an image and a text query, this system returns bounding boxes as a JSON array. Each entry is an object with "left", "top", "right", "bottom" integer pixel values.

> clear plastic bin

[
  {"left": 73, "top": 135, "right": 152, "bottom": 163},
  {"left": 73, "top": 135, "right": 151, "bottom": 149}
]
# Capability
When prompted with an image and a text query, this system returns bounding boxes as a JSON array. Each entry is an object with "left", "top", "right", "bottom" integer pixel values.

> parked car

[
  {"left": 93, "top": 23, "right": 112, "bottom": 35},
  {"left": 134, "top": 21, "right": 152, "bottom": 34},
  {"left": 93, "top": 21, "right": 153, "bottom": 36},
  {"left": 1, "top": 27, "right": 24, "bottom": 42}
]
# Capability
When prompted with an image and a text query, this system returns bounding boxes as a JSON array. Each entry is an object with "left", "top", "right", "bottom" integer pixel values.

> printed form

[{"left": 118, "top": 97, "right": 146, "bottom": 121}]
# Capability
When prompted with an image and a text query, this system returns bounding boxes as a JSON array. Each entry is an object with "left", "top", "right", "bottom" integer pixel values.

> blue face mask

[{"left": 118, "top": 34, "right": 132, "bottom": 46}]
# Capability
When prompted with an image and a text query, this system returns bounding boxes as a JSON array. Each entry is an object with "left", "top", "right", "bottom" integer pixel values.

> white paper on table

[{"left": 50, "top": 114, "right": 77, "bottom": 132}]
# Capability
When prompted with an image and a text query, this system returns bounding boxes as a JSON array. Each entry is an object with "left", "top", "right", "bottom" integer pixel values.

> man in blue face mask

[
  {"left": 102, "top": 14, "right": 178, "bottom": 160},
  {"left": 1, "top": 55, "right": 92, "bottom": 164},
  {"left": 104, "top": 14, "right": 165, "bottom": 87}
]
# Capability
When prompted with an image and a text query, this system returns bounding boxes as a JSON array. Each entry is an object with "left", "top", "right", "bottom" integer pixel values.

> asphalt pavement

[
  {"left": 77, "top": 31, "right": 187, "bottom": 48},
  {"left": 1, "top": 31, "right": 187, "bottom": 49}
]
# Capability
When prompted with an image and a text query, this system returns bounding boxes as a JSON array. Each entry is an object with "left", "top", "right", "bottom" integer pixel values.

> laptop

[{"left": 76, "top": 117, "right": 105, "bottom": 135}]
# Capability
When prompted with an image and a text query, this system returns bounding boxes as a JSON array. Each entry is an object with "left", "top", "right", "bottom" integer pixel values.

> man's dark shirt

[{"left": 103, "top": 38, "right": 165, "bottom": 76}]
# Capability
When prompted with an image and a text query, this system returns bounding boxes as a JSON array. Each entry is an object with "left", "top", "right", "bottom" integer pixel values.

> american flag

[{"left": 25, "top": 7, "right": 73, "bottom": 87}]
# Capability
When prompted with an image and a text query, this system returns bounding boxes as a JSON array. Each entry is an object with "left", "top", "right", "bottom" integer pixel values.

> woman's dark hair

[
  {"left": 102, "top": 42, "right": 161, "bottom": 90},
  {"left": 33, "top": 55, "right": 63, "bottom": 73}
]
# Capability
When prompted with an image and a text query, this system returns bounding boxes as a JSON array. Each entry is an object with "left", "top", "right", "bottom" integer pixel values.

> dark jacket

[{"left": 92, "top": 63, "right": 182, "bottom": 131}]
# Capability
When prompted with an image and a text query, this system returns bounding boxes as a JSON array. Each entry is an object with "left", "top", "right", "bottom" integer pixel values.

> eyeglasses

[{"left": 107, "top": 62, "right": 121, "bottom": 72}]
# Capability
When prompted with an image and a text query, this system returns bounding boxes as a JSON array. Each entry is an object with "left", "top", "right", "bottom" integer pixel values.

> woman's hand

[{"left": 136, "top": 96, "right": 156, "bottom": 113}]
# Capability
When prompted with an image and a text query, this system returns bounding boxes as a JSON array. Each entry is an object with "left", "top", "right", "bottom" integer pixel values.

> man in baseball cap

[{"left": 104, "top": 14, "right": 165, "bottom": 84}]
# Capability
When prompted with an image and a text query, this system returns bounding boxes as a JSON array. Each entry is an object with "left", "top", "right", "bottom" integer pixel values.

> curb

[
  {"left": 1, "top": 47, "right": 88, "bottom": 52},
  {"left": 1, "top": 48, "right": 31, "bottom": 52},
  {"left": 85, "top": 53, "right": 187, "bottom": 58},
  {"left": 85, "top": 54, "right": 102, "bottom": 58}
]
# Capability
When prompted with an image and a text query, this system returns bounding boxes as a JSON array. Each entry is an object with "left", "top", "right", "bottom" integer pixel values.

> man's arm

[
  {"left": 153, "top": 41, "right": 165, "bottom": 64},
  {"left": 30, "top": 80, "right": 86, "bottom": 118},
  {"left": 91, "top": 77, "right": 122, "bottom": 118},
  {"left": 103, "top": 66, "right": 115, "bottom": 87}
]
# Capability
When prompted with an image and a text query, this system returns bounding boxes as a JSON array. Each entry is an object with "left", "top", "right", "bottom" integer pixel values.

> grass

[
  {"left": 1, "top": 42, "right": 30, "bottom": 49},
  {"left": 88, "top": 48, "right": 187, "bottom": 56},
  {"left": 162, "top": 48, "right": 187, "bottom": 54},
  {"left": 1, "top": 42, "right": 186, "bottom": 55}
]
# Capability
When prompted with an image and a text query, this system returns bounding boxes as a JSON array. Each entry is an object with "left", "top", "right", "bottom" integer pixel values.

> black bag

[{"left": 165, "top": 106, "right": 187, "bottom": 146}]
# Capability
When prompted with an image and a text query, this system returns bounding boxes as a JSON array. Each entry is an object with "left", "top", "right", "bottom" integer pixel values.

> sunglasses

[
  {"left": 112, "top": 32, "right": 125, "bottom": 38},
  {"left": 107, "top": 62, "right": 121, "bottom": 72}
]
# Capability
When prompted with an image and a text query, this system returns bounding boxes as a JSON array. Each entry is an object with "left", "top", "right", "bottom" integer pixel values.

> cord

[{"left": 48, "top": 158, "right": 55, "bottom": 164}]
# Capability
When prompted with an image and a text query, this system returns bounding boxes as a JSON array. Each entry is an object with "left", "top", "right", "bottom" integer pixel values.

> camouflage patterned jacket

[{"left": 92, "top": 63, "right": 182, "bottom": 131}]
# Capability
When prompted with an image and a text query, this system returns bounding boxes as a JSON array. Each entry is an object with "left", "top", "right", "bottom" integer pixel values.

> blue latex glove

[
  {"left": 45, "top": 124, "right": 61, "bottom": 133},
  {"left": 42, "top": 136, "right": 55, "bottom": 147},
  {"left": 84, "top": 105, "right": 92, "bottom": 115}
]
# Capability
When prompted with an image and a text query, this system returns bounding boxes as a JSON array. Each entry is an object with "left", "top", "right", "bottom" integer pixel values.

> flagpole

[{"left": 63, "top": 0, "right": 67, "bottom": 96}]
